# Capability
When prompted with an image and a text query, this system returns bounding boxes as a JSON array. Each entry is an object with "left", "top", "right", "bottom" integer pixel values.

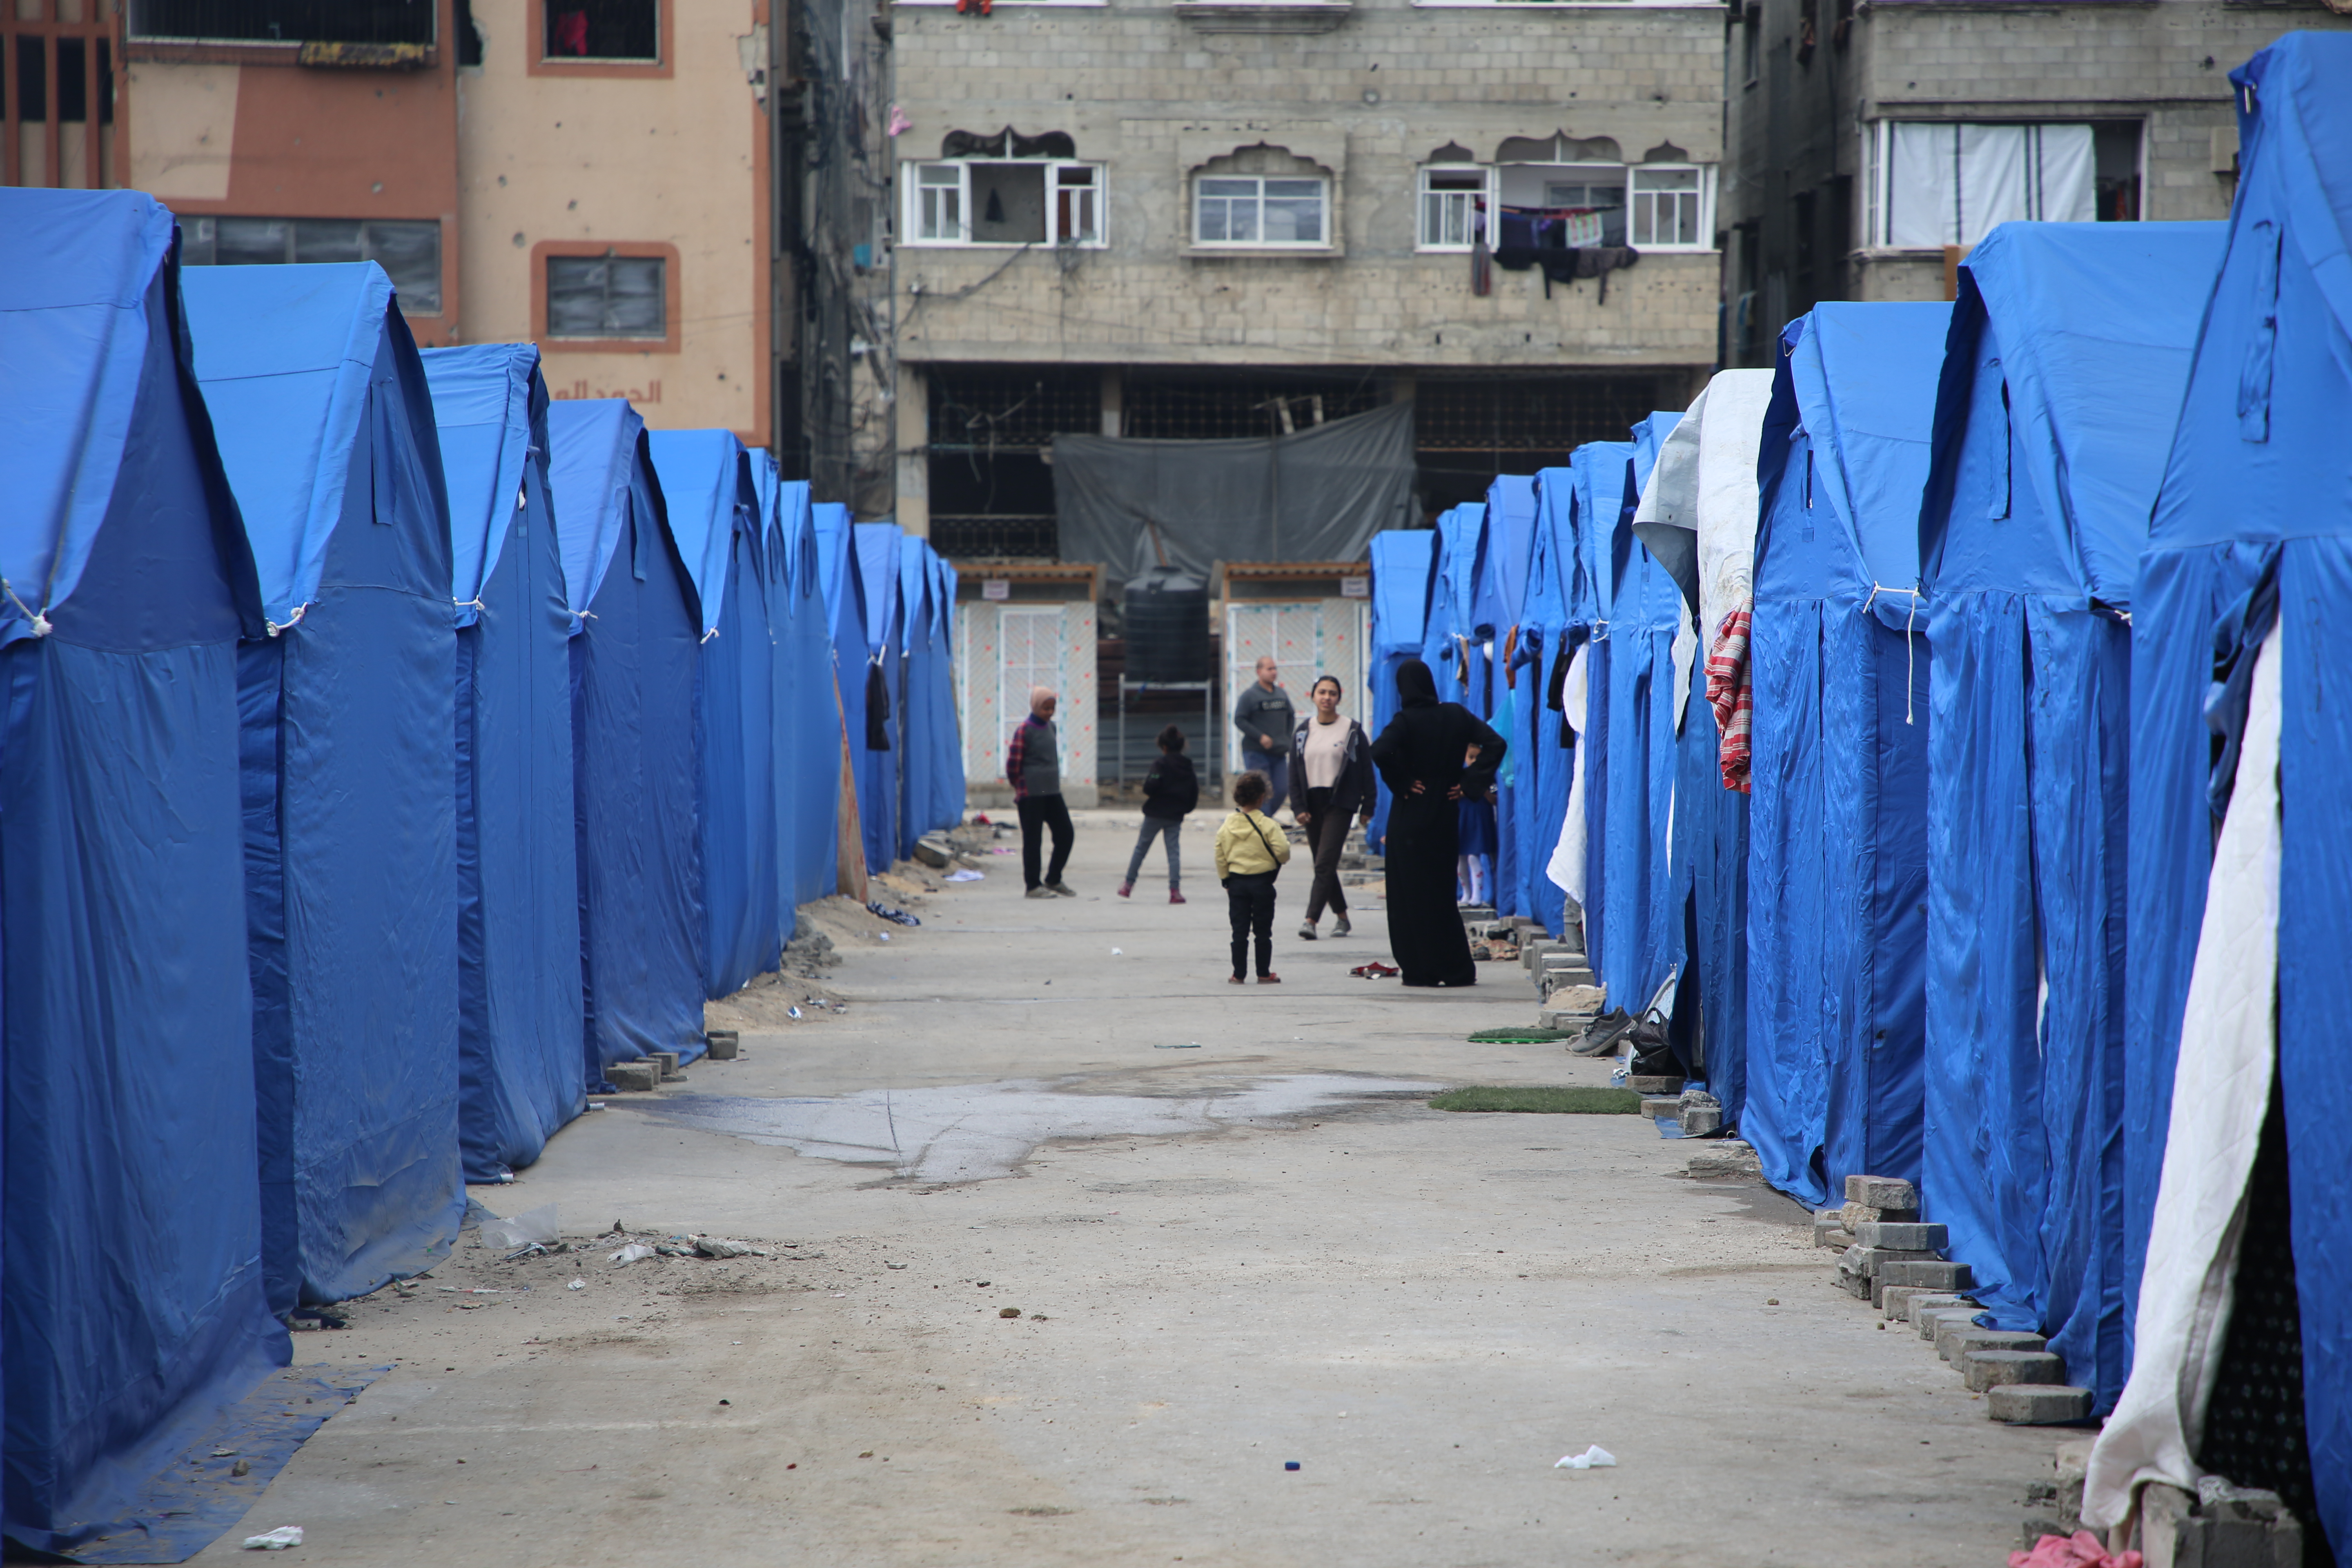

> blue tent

[
  {"left": 1914, "top": 220, "right": 2226, "bottom": 1413},
  {"left": 421, "top": 345, "right": 584, "bottom": 1182},
  {"left": 751, "top": 461, "right": 840, "bottom": 910},
  {"left": 896, "top": 537, "right": 962, "bottom": 853},
  {"left": 2118, "top": 33, "right": 2352, "bottom": 1548},
  {"left": 546, "top": 401, "right": 706, "bottom": 1080},
  {"left": 852, "top": 523, "right": 905, "bottom": 875},
  {"left": 1572, "top": 444, "right": 1636, "bottom": 999},
  {"left": 1523, "top": 467, "right": 1600, "bottom": 940},
  {"left": 1421, "top": 504, "right": 1486, "bottom": 712},
  {"left": 813, "top": 504, "right": 867, "bottom": 875},
  {"left": 1475, "top": 477, "right": 1537, "bottom": 915},
  {"left": 1742, "top": 302, "right": 1948, "bottom": 1209},
  {"left": 649, "top": 430, "right": 780, "bottom": 1004},
  {"left": 1366, "top": 529, "right": 1437, "bottom": 854},
  {"left": 1594, "top": 416, "right": 1686, "bottom": 1022},
  {"left": 0, "top": 189, "right": 285, "bottom": 1552},
  {"left": 185, "top": 261, "right": 464, "bottom": 1309},
  {"left": 922, "top": 549, "right": 967, "bottom": 836}
]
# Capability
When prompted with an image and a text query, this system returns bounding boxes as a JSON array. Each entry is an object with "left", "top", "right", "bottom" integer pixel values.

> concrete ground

[{"left": 196, "top": 810, "right": 2054, "bottom": 1566}]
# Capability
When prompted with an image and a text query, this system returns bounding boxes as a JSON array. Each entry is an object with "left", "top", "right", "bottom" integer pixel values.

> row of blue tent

[
  {"left": 0, "top": 187, "right": 961, "bottom": 1554},
  {"left": 1366, "top": 32, "right": 2351, "bottom": 1550}
]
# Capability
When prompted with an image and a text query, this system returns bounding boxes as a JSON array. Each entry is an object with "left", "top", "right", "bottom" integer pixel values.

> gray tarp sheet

[{"left": 1050, "top": 400, "right": 1417, "bottom": 579}]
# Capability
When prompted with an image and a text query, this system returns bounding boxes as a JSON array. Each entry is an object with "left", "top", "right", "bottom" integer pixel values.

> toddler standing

[{"left": 1214, "top": 771, "right": 1292, "bottom": 984}]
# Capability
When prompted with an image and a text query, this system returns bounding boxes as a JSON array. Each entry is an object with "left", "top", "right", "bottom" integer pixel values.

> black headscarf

[{"left": 1395, "top": 657, "right": 1438, "bottom": 708}]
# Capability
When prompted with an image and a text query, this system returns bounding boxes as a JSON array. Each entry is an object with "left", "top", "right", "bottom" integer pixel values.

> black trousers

[
  {"left": 1225, "top": 870, "right": 1278, "bottom": 978},
  {"left": 1300, "top": 786, "right": 1352, "bottom": 922},
  {"left": 1018, "top": 793, "right": 1074, "bottom": 889}
]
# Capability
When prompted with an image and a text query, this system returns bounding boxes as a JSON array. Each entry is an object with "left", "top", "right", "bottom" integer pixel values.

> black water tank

[{"left": 1124, "top": 572, "right": 1211, "bottom": 682}]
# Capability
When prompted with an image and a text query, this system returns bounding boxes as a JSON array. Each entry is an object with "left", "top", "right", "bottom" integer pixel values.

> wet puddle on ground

[{"left": 625, "top": 1074, "right": 1442, "bottom": 1182}]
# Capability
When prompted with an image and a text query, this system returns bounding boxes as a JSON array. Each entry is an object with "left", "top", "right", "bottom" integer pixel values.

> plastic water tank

[{"left": 1124, "top": 572, "right": 1210, "bottom": 682}]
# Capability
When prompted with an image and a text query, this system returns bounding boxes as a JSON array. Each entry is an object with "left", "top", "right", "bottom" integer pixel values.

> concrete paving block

[
  {"left": 1626, "top": 1076, "right": 1683, "bottom": 1095},
  {"left": 1878, "top": 1258, "right": 1973, "bottom": 1292},
  {"left": 1850, "top": 1246, "right": 1941, "bottom": 1276},
  {"left": 608, "top": 1060, "right": 659, "bottom": 1092},
  {"left": 1855, "top": 1220, "right": 1947, "bottom": 1251},
  {"left": 1845, "top": 1174, "right": 1919, "bottom": 1210},
  {"left": 1919, "top": 1304, "right": 1983, "bottom": 1341},
  {"left": 1962, "top": 1350, "right": 2066, "bottom": 1391},
  {"left": 1685, "top": 1142, "right": 1761, "bottom": 1179},
  {"left": 1814, "top": 1212, "right": 1853, "bottom": 1249},
  {"left": 1987, "top": 1384, "right": 2094, "bottom": 1425},
  {"left": 1639, "top": 1096, "right": 1682, "bottom": 1119},
  {"left": 1539, "top": 1007, "right": 1599, "bottom": 1032},
  {"left": 1937, "top": 1324, "right": 2048, "bottom": 1364},
  {"left": 652, "top": 1050, "right": 684, "bottom": 1082},
  {"left": 1520, "top": 940, "right": 1564, "bottom": 973},
  {"left": 705, "top": 1030, "right": 740, "bottom": 1061},
  {"left": 1891, "top": 1288, "right": 1966, "bottom": 1326},
  {"left": 1679, "top": 1107, "right": 1724, "bottom": 1136}
]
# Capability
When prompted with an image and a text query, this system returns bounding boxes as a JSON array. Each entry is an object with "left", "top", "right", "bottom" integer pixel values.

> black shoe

[{"left": 1570, "top": 1008, "right": 1636, "bottom": 1057}]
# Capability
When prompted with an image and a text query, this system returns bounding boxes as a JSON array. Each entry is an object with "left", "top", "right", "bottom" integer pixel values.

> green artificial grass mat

[
  {"left": 1466, "top": 1027, "right": 1578, "bottom": 1043},
  {"left": 1428, "top": 1086, "right": 1643, "bottom": 1114}
]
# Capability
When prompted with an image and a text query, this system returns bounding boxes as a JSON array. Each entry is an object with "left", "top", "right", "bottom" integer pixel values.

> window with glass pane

[
  {"left": 544, "top": 0, "right": 658, "bottom": 61},
  {"left": 183, "top": 216, "right": 442, "bottom": 312},
  {"left": 917, "top": 164, "right": 963, "bottom": 242},
  {"left": 546, "top": 254, "right": 666, "bottom": 339},
  {"left": 1419, "top": 166, "right": 1487, "bottom": 249},
  {"left": 1630, "top": 167, "right": 1702, "bottom": 247},
  {"left": 1056, "top": 165, "right": 1099, "bottom": 244},
  {"left": 1196, "top": 175, "right": 1326, "bottom": 247}
]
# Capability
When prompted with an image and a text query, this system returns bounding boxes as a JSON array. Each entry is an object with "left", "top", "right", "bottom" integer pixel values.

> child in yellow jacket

[{"left": 1214, "top": 771, "right": 1292, "bottom": 983}]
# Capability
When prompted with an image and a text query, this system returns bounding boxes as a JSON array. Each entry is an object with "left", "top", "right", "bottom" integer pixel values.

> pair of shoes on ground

[
  {"left": 1227, "top": 973, "right": 1282, "bottom": 984},
  {"left": 1118, "top": 883, "right": 1187, "bottom": 904},
  {"left": 1024, "top": 882, "right": 1080, "bottom": 900},
  {"left": 1296, "top": 918, "right": 1354, "bottom": 940}
]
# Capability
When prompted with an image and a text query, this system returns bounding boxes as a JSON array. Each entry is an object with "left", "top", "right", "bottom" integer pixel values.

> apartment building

[
  {"left": 7, "top": 0, "right": 780, "bottom": 442},
  {"left": 1720, "top": 0, "right": 2352, "bottom": 364},
  {"left": 875, "top": 0, "right": 1729, "bottom": 556}
]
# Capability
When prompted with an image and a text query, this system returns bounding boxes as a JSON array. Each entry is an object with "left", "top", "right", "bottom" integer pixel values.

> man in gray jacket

[
  {"left": 1005, "top": 686, "right": 1076, "bottom": 898},
  {"left": 1232, "top": 655, "right": 1295, "bottom": 817}
]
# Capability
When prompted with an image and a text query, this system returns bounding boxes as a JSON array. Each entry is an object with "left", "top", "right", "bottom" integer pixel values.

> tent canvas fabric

[
  {"left": 2093, "top": 33, "right": 2352, "bottom": 1550},
  {"left": 853, "top": 523, "right": 905, "bottom": 875},
  {"left": 1528, "top": 467, "right": 1596, "bottom": 938},
  {"left": 1913, "top": 220, "right": 2226, "bottom": 1417},
  {"left": 1607, "top": 416, "right": 1687, "bottom": 1024},
  {"left": 1742, "top": 301, "right": 1947, "bottom": 1209},
  {"left": 650, "top": 430, "right": 781, "bottom": 1006},
  {"left": 1366, "top": 529, "right": 1436, "bottom": 855},
  {"left": 0, "top": 189, "right": 288, "bottom": 1552},
  {"left": 547, "top": 401, "right": 706, "bottom": 1079},
  {"left": 814, "top": 503, "right": 867, "bottom": 876},
  {"left": 895, "top": 539, "right": 962, "bottom": 856},
  {"left": 923, "top": 551, "right": 967, "bottom": 838},
  {"left": 1512, "top": 478, "right": 1572, "bottom": 933},
  {"left": 1477, "top": 477, "right": 1537, "bottom": 915},
  {"left": 185, "top": 261, "right": 466, "bottom": 1310},
  {"left": 754, "top": 466, "right": 842, "bottom": 910},
  {"left": 1571, "top": 446, "right": 1631, "bottom": 983},
  {"left": 423, "top": 345, "right": 586, "bottom": 1182}
]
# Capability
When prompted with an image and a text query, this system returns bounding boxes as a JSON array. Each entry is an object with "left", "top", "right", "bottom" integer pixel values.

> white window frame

[
  {"left": 1192, "top": 173, "right": 1332, "bottom": 249},
  {"left": 900, "top": 158, "right": 1108, "bottom": 248},
  {"left": 1627, "top": 164, "right": 1716, "bottom": 251},
  {"left": 1417, "top": 163, "right": 1497, "bottom": 252}
]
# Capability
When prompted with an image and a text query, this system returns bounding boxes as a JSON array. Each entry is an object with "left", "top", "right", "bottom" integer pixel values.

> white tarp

[
  {"left": 1885, "top": 123, "right": 2096, "bottom": 249},
  {"left": 2082, "top": 625, "right": 2283, "bottom": 1531},
  {"left": 1630, "top": 370, "right": 1774, "bottom": 646},
  {"left": 1546, "top": 643, "right": 1592, "bottom": 909}
]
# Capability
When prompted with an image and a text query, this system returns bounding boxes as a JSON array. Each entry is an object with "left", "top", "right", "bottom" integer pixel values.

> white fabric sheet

[
  {"left": 1693, "top": 370, "right": 1775, "bottom": 645},
  {"left": 1546, "top": 644, "right": 1591, "bottom": 909},
  {"left": 1886, "top": 123, "right": 2097, "bottom": 249},
  {"left": 2082, "top": 627, "right": 2283, "bottom": 1531}
]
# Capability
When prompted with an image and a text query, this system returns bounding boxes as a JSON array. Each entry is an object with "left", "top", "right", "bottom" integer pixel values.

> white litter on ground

[{"left": 1555, "top": 1446, "right": 1617, "bottom": 1470}]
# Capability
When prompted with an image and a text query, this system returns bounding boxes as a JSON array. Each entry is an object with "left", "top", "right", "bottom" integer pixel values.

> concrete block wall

[{"left": 889, "top": 0, "right": 1726, "bottom": 370}]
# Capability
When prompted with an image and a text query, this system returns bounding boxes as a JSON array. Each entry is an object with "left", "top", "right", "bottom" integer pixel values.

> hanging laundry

[{"left": 1706, "top": 604, "right": 1753, "bottom": 793}]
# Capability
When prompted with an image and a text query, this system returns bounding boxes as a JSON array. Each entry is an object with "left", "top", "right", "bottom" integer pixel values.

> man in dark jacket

[
  {"left": 1232, "top": 655, "right": 1295, "bottom": 817},
  {"left": 1004, "top": 686, "right": 1076, "bottom": 898},
  {"left": 1118, "top": 724, "right": 1198, "bottom": 902},
  {"left": 1289, "top": 674, "right": 1373, "bottom": 938}
]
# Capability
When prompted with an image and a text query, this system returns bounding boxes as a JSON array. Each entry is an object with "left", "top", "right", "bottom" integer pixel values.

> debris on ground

[
  {"left": 1554, "top": 1446, "right": 1617, "bottom": 1470},
  {"left": 478, "top": 1204, "right": 559, "bottom": 1251},
  {"left": 242, "top": 1526, "right": 303, "bottom": 1550}
]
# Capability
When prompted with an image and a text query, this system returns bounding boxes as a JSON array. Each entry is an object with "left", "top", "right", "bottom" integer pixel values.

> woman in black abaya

[{"left": 1370, "top": 658, "right": 1507, "bottom": 987}]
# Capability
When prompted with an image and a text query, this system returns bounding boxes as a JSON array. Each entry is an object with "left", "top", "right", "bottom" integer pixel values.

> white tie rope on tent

[
  {"left": 1862, "top": 583, "right": 1925, "bottom": 725},
  {"left": 2, "top": 578, "right": 52, "bottom": 637}
]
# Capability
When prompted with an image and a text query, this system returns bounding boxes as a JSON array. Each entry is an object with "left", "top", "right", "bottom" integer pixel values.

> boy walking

[
  {"left": 1120, "top": 724, "right": 1197, "bottom": 902},
  {"left": 1214, "top": 771, "right": 1292, "bottom": 984}
]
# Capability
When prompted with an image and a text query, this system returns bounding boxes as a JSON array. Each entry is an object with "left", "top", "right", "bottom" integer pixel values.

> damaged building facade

[
  {"left": 1719, "top": 0, "right": 2352, "bottom": 365},
  {"left": 877, "top": 0, "right": 1728, "bottom": 559},
  {"left": 50, "top": 0, "right": 784, "bottom": 442}
]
